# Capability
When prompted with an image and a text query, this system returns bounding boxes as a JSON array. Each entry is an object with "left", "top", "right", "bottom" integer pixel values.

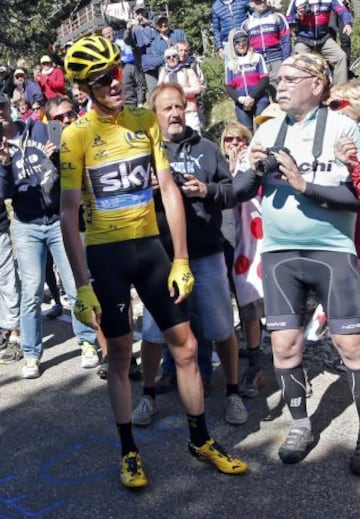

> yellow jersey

[{"left": 60, "top": 106, "right": 169, "bottom": 245}]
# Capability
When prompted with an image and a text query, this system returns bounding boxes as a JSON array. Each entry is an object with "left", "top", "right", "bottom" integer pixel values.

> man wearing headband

[{"left": 234, "top": 52, "right": 360, "bottom": 475}]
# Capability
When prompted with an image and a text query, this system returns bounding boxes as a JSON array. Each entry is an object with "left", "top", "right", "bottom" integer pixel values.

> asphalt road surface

[{"left": 0, "top": 306, "right": 359, "bottom": 519}]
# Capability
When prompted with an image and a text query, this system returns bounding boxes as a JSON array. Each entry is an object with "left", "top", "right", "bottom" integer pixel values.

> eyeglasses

[
  {"left": 32, "top": 106, "right": 41, "bottom": 111},
  {"left": 52, "top": 110, "right": 77, "bottom": 122},
  {"left": 88, "top": 66, "right": 123, "bottom": 87},
  {"left": 166, "top": 55, "right": 178, "bottom": 60},
  {"left": 224, "top": 136, "right": 245, "bottom": 143},
  {"left": 234, "top": 39, "right": 248, "bottom": 45},
  {"left": 276, "top": 75, "right": 314, "bottom": 87},
  {"left": 328, "top": 99, "right": 350, "bottom": 111}
]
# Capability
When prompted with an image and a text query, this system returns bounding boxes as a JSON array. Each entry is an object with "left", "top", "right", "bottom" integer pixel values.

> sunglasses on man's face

[
  {"left": 52, "top": 110, "right": 77, "bottom": 122},
  {"left": 88, "top": 66, "right": 123, "bottom": 88},
  {"left": 234, "top": 39, "right": 248, "bottom": 45},
  {"left": 14, "top": 75, "right": 25, "bottom": 79}
]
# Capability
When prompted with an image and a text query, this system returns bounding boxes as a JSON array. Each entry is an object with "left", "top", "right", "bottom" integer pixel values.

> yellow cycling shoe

[
  {"left": 120, "top": 451, "right": 148, "bottom": 488},
  {"left": 188, "top": 438, "right": 248, "bottom": 475}
]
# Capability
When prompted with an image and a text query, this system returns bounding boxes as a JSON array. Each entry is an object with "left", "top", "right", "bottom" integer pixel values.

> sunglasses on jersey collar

[{"left": 88, "top": 66, "right": 123, "bottom": 88}]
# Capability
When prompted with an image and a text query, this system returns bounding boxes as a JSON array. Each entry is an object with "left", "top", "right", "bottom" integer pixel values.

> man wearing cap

[
  {"left": 37, "top": 55, "right": 65, "bottom": 100},
  {"left": 286, "top": 0, "right": 351, "bottom": 84},
  {"left": 233, "top": 53, "right": 360, "bottom": 475},
  {"left": 12, "top": 68, "right": 43, "bottom": 106}
]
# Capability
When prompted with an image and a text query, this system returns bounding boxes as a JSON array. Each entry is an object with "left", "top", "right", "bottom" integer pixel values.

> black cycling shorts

[
  {"left": 86, "top": 236, "right": 189, "bottom": 338},
  {"left": 261, "top": 250, "right": 360, "bottom": 335}
]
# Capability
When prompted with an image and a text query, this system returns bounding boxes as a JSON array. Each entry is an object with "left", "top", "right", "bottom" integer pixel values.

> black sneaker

[
  {"left": 350, "top": 432, "right": 360, "bottom": 475},
  {"left": 155, "top": 373, "right": 177, "bottom": 394},
  {"left": 97, "top": 355, "right": 108, "bottom": 380},
  {"left": 279, "top": 427, "right": 315, "bottom": 464},
  {"left": 0, "top": 341, "right": 23, "bottom": 364}
]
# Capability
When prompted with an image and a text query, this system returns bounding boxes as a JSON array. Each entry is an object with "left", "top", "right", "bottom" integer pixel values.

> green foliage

[{"left": 0, "top": 0, "right": 71, "bottom": 66}]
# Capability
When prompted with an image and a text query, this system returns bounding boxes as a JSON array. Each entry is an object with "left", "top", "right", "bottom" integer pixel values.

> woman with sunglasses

[
  {"left": 225, "top": 29, "right": 270, "bottom": 132},
  {"left": 220, "top": 121, "right": 265, "bottom": 398},
  {"left": 158, "top": 47, "right": 202, "bottom": 134}
]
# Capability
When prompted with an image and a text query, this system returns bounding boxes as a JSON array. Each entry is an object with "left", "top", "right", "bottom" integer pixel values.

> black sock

[
  {"left": 143, "top": 386, "right": 156, "bottom": 400},
  {"left": 248, "top": 346, "right": 260, "bottom": 369},
  {"left": 187, "top": 413, "right": 210, "bottom": 447},
  {"left": 226, "top": 383, "right": 239, "bottom": 397},
  {"left": 116, "top": 422, "right": 137, "bottom": 456},
  {"left": 347, "top": 367, "right": 360, "bottom": 417},
  {"left": 274, "top": 365, "right": 308, "bottom": 420}
]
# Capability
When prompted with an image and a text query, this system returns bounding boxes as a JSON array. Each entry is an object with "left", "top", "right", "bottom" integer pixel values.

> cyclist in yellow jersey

[{"left": 60, "top": 36, "right": 248, "bottom": 488}]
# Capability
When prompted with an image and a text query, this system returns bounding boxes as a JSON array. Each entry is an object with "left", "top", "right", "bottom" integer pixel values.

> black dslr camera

[{"left": 255, "top": 146, "right": 291, "bottom": 176}]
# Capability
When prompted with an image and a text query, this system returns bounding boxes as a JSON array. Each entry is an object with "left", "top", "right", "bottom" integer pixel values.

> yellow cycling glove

[
  {"left": 74, "top": 285, "right": 102, "bottom": 324},
  {"left": 168, "top": 259, "right": 195, "bottom": 299}
]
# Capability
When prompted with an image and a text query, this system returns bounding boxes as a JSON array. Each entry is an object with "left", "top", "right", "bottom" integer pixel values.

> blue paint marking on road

[
  {"left": 39, "top": 435, "right": 119, "bottom": 485},
  {"left": 0, "top": 494, "right": 65, "bottom": 518},
  {"left": 0, "top": 477, "right": 15, "bottom": 484}
]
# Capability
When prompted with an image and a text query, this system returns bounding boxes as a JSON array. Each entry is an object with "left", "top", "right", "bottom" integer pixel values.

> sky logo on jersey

[{"left": 87, "top": 154, "right": 152, "bottom": 204}]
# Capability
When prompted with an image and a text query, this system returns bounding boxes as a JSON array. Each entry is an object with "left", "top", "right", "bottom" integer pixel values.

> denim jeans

[
  {"left": 0, "top": 229, "right": 20, "bottom": 331},
  {"left": 143, "top": 252, "right": 234, "bottom": 378},
  {"left": 13, "top": 219, "right": 96, "bottom": 359}
]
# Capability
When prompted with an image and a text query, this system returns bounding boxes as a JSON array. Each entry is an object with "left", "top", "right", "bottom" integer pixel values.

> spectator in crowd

[
  {"left": 241, "top": 0, "right": 291, "bottom": 97},
  {"left": 329, "top": 0, "right": 353, "bottom": 73},
  {"left": 286, "top": 0, "right": 352, "bottom": 84},
  {"left": 0, "top": 132, "right": 21, "bottom": 364},
  {"left": 124, "top": 3, "right": 158, "bottom": 93},
  {"left": 176, "top": 40, "right": 207, "bottom": 129},
  {"left": 212, "top": 0, "right": 250, "bottom": 60},
  {"left": 31, "top": 101, "right": 46, "bottom": 122},
  {"left": 16, "top": 99, "right": 33, "bottom": 121},
  {"left": 0, "top": 66, "right": 15, "bottom": 98},
  {"left": 61, "top": 35, "right": 248, "bottom": 488},
  {"left": 0, "top": 94, "right": 99, "bottom": 379},
  {"left": 71, "top": 84, "right": 92, "bottom": 115},
  {"left": 143, "top": 14, "right": 187, "bottom": 90},
  {"left": 37, "top": 55, "right": 66, "bottom": 100},
  {"left": 158, "top": 47, "right": 202, "bottom": 134},
  {"left": 233, "top": 53, "right": 360, "bottom": 475},
  {"left": 132, "top": 83, "right": 248, "bottom": 427},
  {"left": 225, "top": 29, "right": 270, "bottom": 132},
  {"left": 12, "top": 68, "right": 43, "bottom": 106},
  {"left": 220, "top": 121, "right": 265, "bottom": 398},
  {"left": 101, "top": 25, "right": 146, "bottom": 106}
]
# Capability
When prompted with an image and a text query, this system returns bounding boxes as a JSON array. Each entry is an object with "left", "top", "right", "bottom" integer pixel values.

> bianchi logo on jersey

[{"left": 92, "top": 135, "right": 107, "bottom": 147}]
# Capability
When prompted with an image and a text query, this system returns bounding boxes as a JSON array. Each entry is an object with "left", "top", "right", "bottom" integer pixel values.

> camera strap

[{"left": 273, "top": 106, "right": 328, "bottom": 173}]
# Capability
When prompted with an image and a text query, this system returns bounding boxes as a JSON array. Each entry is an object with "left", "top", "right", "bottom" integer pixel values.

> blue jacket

[
  {"left": 212, "top": 0, "right": 250, "bottom": 50},
  {"left": 142, "top": 28, "right": 187, "bottom": 72}
]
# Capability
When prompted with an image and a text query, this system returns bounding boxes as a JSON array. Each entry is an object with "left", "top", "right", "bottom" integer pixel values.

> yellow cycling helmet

[{"left": 65, "top": 35, "right": 120, "bottom": 82}]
